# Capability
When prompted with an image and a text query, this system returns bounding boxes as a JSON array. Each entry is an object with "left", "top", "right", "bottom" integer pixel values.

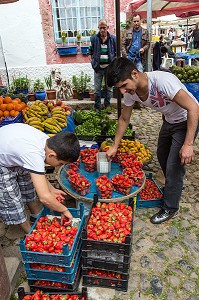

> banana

[
  {"left": 51, "top": 113, "right": 66, "bottom": 120},
  {"left": 35, "top": 100, "right": 43, "bottom": 105},
  {"left": 51, "top": 107, "right": 65, "bottom": 112},
  {"left": 26, "top": 117, "right": 40, "bottom": 124},
  {"left": 31, "top": 125, "right": 44, "bottom": 131},
  {"left": 58, "top": 122, "right": 67, "bottom": 128},
  {"left": 44, "top": 125, "right": 60, "bottom": 133},
  {"left": 29, "top": 121, "right": 44, "bottom": 127},
  {"left": 26, "top": 111, "right": 38, "bottom": 118},
  {"left": 30, "top": 105, "right": 42, "bottom": 112},
  {"left": 23, "top": 113, "right": 29, "bottom": 122},
  {"left": 52, "top": 118, "right": 67, "bottom": 126}
]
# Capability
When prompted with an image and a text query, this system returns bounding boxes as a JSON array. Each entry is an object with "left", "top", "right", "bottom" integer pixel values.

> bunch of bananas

[
  {"left": 42, "top": 107, "right": 67, "bottom": 133},
  {"left": 24, "top": 100, "right": 49, "bottom": 131},
  {"left": 24, "top": 102, "right": 68, "bottom": 134}
]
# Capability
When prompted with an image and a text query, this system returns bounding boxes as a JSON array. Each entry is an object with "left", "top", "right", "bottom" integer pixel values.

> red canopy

[
  {"left": 176, "top": 10, "right": 199, "bottom": 18},
  {"left": 130, "top": 0, "right": 199, "bottom": 18}
]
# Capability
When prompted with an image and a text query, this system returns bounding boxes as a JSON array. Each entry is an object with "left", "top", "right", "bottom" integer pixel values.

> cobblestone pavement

[{"left": 0, "top": 106, "right": 199, "bottom": 300}]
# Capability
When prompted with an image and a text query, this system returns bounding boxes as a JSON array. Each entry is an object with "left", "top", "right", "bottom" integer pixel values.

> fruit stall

[
  {"left": 0, "top": 95, "right": 165, "bottom": 297},
  {"left": 170, "top": 64, "right": 199, "bottom": 101}
]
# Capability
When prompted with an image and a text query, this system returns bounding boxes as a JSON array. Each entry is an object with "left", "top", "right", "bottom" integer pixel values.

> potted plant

[
  {"left": 90, "top": 29, "right": 96, "bottom": 36},
  {"left": 33, "top": 79, "right": 46, "bottom": 101},
  {"left": 44, "top": 75, "right": 56, "bottom": 100},
  {"left": 12, "top": 76, "right": 30, "bottom": 94},
  {"left": 57, "top": 29, "right": 78, "bottom": 56},
  {"left": 76, "top": 31, "right": 82, "bottom": 42},
  {"left": 72, "top": 71, "right": 91, "bottom": 100},
  {"left": 88, "top": 85, "right": 95, "bottom": 101},
  {"left": 61, "top": 30, "right": 67, "bottom": 46},
  {"left": 28, "top": 88, "right": 36, "bottom": 101}
]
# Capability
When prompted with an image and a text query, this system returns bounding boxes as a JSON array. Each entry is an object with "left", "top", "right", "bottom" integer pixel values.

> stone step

[{"left": 5, "top": 257, "right": 23, "bottom": 295}]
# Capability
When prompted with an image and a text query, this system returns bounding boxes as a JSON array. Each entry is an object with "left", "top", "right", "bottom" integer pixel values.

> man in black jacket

[{"left": 88, "top": 19, "right": 116, "bottom": 111}]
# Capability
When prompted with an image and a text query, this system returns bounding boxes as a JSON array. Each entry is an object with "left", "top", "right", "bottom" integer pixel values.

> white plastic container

[{"left": 97, "top": 152, "right": 111, "bottom": 175}]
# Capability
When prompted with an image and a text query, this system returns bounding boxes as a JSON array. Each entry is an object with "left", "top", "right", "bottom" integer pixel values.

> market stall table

[
  {"left": 176, "top": 52, "right": 199, "bottom": 65},
  {"left": 58, "top": 162, "right": 146, "bottom": 206}
]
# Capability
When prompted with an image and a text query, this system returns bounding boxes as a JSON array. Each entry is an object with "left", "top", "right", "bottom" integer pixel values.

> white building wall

[{"left": 0, "top": 0, "right": 93, "bottom": 86}]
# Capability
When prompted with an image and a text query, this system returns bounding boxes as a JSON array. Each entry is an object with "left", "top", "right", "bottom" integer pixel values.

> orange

[
  {"left": 0, "top": 104, "right": 7, "bottom": 111},
  {"left": 0, "top": 98, "right": 3, "bottom": 105},
  {"left": 14, "top": 98, "right": 21, "bottom": 104},
  {"left": 13, "top": 111, "right": 19, "bottom": 117},
  {"left": 6, "top": 103, "right": 14, "bottom": 111},
  {"left": 20, "top": 102, "right": 26, "bottom": 110},
  {"left": 3, "top": 96, "right": 12, "bottom": 104},
  {"left": 9, "top": 110, "right": 16, "bottom": 117},
  {"left": 3, "top": 110, "right": 10, "bottom": 117},
  {"left": 16, "top": 104, "right": 24, "bottom": 111},
  {"left": 0, "top": 110, "right": 3, "bottom": 117},
  {"left": 12, "top": 100, "right": 19, "bottom": 105}
]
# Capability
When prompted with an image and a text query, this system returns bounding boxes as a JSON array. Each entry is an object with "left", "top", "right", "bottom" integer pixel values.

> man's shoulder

[
  {"left": 109, "top": 33, "right": 116, "bottom": 40},
  {"left": 141, "top": 27, "right": 148, "bottom": 34}
]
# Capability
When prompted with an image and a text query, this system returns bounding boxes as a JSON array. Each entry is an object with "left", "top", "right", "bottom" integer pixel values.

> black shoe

[
  {"left": 150, "top": 208, "right": 178, "bottom": 224},
  {"left": 132, "top": 102, "right": 141, "bottom": 110},
  {"left": 30, "top": 216, "right": 37, "bottom": 224}
]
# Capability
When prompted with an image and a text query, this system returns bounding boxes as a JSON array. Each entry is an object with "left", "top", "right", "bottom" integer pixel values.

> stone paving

[{"left": 0, "top": 105, "right": 199, "bottom": 300}]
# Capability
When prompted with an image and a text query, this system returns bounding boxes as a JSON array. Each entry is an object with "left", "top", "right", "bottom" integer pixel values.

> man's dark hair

[
  {"left": 159, "top": 35, "right": 164, "bottom": 42},
  {"left": 107, "top": 57, "right": 137, "bottom": 87},
  {"left": 160, "top": 46, "right": 168, "bottom": 54},
  {"left": 47, "top": 132, "right": 80, "bottom": 163}
]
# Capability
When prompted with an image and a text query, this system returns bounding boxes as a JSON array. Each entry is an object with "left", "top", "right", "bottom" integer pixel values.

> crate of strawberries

[
  {"left": 28, "top": 262, "right": 82, "bottom": 293},
  {"left": 82, "top": 268, "right": 129, "bottom": 292},
  {"left": 18, "top": 286, "right": 87, "bottom": 300},
  {"left": 23, "top": 245, "right": 82, "bottom": 284},
  {"left": 136, "top": 173, "right": 163, "bottom": 209},
  {"left": 81, "top": 196, "right": 134, "bottom": 258},
  {"left": 20, "top": 205, "right": 86, "bottom": 266}
]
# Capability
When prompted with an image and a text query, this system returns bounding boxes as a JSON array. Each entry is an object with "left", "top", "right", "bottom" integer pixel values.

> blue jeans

[
  {"left": 157, "top": 120, "right": 199, "bottom": 211},
  {"left": 127, "top": 56, "right": 144, "bottom": 72},
  {"left": 135, "top": 61, "right": 144, "bottom": 72},
  {"left": 94, "top": 68, "right": 113, "bottom": 110}
]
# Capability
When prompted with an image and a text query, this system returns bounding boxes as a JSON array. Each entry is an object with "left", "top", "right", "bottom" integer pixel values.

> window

[
  {"left": 160, "top": 29, "right": 166, "bottom": 35},
  {"left": 52, "top": 0, "right": 104, "bottom": 44}
]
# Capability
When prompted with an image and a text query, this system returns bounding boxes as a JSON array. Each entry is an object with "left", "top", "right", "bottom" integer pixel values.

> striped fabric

[{"left": 100, "top": 44, "right": 109, "bottom": 68}]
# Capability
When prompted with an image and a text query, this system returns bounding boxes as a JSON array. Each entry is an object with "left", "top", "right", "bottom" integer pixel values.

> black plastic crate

[
  {"left": 82, "top": 268, "right": 129, "bottom": 292},
  {"left": 81, "top": 196, "right": 134, "bottom": 258},
  {"left": 29, "top": 264, "right": 82, "bottom": 292},
  {"left": 82, "top": 253, "right": 131, "bottom": 274},
  {"left": 76, "top": 132, "right": 135, "bottom": 148},
  {"left": 18, "top": 286, "right": 87, "bottom": 300}
]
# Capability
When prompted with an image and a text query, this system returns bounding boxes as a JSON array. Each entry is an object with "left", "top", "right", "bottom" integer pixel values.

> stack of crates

[
  {"left": 81, "top": 197, "right": 134, "bottom": 292},
  {"left": 20, "top": 204, "right": 86, "bottom": 292},
  {"left": 136, "top": 173, "right": 164, "bottom": 209}
]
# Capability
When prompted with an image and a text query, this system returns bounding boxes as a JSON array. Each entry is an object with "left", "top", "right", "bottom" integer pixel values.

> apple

[
  {"left": 65, "top": 110, "right": 71, "bottom": 115},
  {"left": 56, "top": 99, "right": 62, "bottom": 106},
  {"left": 47, "top": 102, "right": 54, "bottom": 108}
]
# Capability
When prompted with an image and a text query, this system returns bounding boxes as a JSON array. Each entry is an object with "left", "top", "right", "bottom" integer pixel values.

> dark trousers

[
  {"left": 94, "top": 68, "right": 113, "bottom": 110},
  {"left": 157, "top": 120, "right": 199, "bottom": 211}
]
